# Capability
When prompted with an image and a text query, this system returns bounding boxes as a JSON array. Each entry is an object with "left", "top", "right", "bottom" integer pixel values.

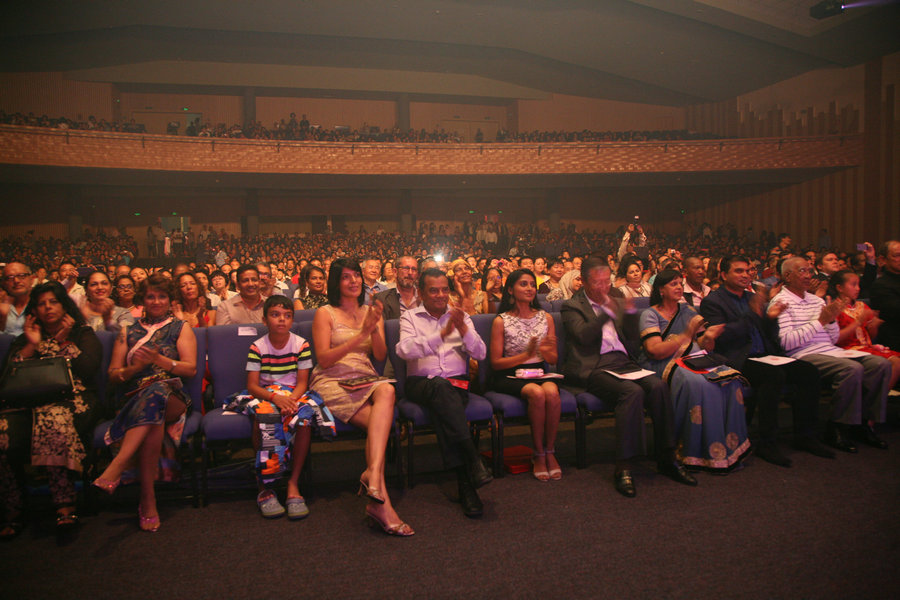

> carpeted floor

[{"left": 2, "top": 418, "right": 899, "bottom": 600}]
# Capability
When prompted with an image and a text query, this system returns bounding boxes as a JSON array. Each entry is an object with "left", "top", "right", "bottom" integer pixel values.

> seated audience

[
  {"left": 561, "top": 257, "right": 696, "bottom": 498},
  {"left": 681, "top": 257, "right": 710, "bottom": 310},
  {"left": 830, "top": 270, "right": 900, "bottom": 390},
  {"left": 113, "top": 274, "right": 143, "bottom": 319},
  {"left": 81, "top": 271, "right": 135, "bottom": 333},
  {"left": 773, "top": 257, "right": 890, "bottom": 452},
  {"left": 396, "top": 268, "right": 492, "bottom": 518},
  {"left": 870, "top": 240, "right": 900, "bottom": 352},
  {"left": 0, "top": 262, "right": 34, "bottom": 336},
  {"left": 309, "top": 258, "right": 411, "bottom": 536},
  {"left": 246, "top": 296, "right": 315, "bottom": 520},
  {"left": 293, "top": 264, "right": 329, "bottom": 311},
  {"left": 490, "top": 269, "right": 562, "bottom": 481},
  {"left": 216, "top": 265, "right": 264, "bottom": 325},
  {"left": 0, "top": 282, "right": 101, "bottom": 538},
  {"left": 448, "top": 258, "right": 487, "bottom": 315},
  {"left": 545, "top": 269, "right": 581, "bottom": 302},
  {"left": 639, "top": 269, "right": 749, "bottom": 472},
  {"left": 93, "top": 274, "right": 197, "bottom": 532},
  {"left": 173, "top": 272, "right": 216, "bottom": 328},
  {"left": 616, "top": 256, "right": 651, "bottom": 299}
]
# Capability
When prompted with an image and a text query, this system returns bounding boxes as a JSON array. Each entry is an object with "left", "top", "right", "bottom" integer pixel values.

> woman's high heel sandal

[
  {"left": 546, "top": 448, "right": 562, "bottom": 481},
  {"left": 92, "top": 476, "right": 121, "bottom": 495},
  {"left": 365, "top": 506, "right": 414, "bottom": 537},
  {"left": 138, "top": 505, "right": 160, "bottom": 533},
  {"left": 358, "top": 475, "right": 385, "bottom": 504},
  {"left": 532, "top": 452, "right": 550, "bottom": 482}
]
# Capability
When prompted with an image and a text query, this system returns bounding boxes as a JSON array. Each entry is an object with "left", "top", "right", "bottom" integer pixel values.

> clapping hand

[
  {"left": 538, "top": 334, "right": 556, "bottom": 357},
  {"left": 819, "top": 296, "right": 845, "bottom": 325},
  {"left": 53, "top": 315, "right": 75, "bottom": 343},
  {"left": 23, "top": 314, "right": 42, "bottom": 346},
  {"left": 132, "top": 344, "right": 160, "bottom": 370},
  {"left": 361, "top": 299, "right": 383, "bottom": 335},
  {"left": 766, "top": 300, "right": 787, "bottom": 319}
]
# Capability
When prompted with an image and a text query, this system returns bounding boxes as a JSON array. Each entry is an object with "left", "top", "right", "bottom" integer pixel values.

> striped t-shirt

[
  {"left": 246, "top": 333, "right": 313, "bottom": 387},
  {"left": 772, "top": 287, "right": 839, "bottom": 358}
]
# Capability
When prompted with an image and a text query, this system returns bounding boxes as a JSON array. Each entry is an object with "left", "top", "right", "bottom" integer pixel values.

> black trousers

[
  {"left": 739, "top": 358, "right": 820, "bottom": 441},
  {"left": 405, "top": 375, "right": 472, "bottom": 470},
  {"left": 585, "top": 352, "right": 675, "bottom": 462}
]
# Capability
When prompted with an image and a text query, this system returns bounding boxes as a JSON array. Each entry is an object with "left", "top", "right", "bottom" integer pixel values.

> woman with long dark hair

[{"left": 489, "top": 269, "right": 562, "bottom": 481}]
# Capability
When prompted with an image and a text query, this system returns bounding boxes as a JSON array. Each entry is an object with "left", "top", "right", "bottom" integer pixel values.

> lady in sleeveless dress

[
  {"left": 92, "top": 274, "right": 197, "bottom": 532},
  {"left": 489, "top": 269, "right": 562, "bottom": 481},
  {"left": 309, "top": 258, "right": 412, "bottom": 536}
]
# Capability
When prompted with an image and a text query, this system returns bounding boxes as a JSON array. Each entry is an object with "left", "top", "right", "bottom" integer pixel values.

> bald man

[{"left": 772, "top": 257, "right": 890, "bottom": 453}]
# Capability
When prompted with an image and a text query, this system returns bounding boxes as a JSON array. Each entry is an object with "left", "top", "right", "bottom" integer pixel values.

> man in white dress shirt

[
  {"left": 772, "top": 257, "right": 890, "bottom": 452},
  {"left": 396, "top": 268, "right": 491, "bottom": 518}
]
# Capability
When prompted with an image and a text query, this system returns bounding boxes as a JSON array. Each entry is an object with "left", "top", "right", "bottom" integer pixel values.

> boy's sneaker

[
  {"left": 257, "top": 490, "right": 285, "bottom": 518},
  {"left": 286, "top": 496, "right": 309, "bottom": 520}
]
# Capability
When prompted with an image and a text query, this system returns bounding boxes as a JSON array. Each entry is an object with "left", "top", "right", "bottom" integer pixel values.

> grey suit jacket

[
  {"left": 373, "top": 288, "right": 402, "bottom": 321},
  {"left": 560, "top": 289, "right": 640, "bottom": 389}
]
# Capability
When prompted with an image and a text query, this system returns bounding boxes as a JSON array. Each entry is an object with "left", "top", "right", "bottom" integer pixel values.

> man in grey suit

[
  {"left": 373, "top": 256, "right": 420, "bottom": 320},
  {"left": 561, "top": 256, "right": 696, "bottom": 497}
]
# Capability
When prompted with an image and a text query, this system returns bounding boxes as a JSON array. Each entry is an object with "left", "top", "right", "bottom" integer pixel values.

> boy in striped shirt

[{"left": 247, "top": 296, "right": 314, "bottom": 519}]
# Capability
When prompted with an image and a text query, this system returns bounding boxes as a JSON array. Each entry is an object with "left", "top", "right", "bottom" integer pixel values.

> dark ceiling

[{"left": 2, "top": 1, "right": 899, "bottom": 106}]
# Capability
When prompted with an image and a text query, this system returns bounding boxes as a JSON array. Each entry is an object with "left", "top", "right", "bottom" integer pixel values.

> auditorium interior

[{"left": 1, "top": 2, "right": 899, "bottom": 598}]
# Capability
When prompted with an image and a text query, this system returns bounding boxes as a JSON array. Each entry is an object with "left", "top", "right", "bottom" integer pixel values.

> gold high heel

[
  {"left": 365, "top": 505, "right": 414, "bottom": 537},
  {"left": 358, "top": 474, "right": 385, "bottom": 504}
]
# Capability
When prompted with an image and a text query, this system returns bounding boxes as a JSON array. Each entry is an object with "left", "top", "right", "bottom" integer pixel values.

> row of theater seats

[{"left": 0, "top": 297, "right": 654, "bottom": 507}]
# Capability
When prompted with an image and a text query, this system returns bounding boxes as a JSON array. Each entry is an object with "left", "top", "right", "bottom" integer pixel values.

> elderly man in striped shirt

[{"left": 772, "top": 257, "right": 890, "bottom": 453}]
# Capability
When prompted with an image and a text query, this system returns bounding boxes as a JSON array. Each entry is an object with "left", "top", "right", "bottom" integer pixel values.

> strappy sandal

[
  {"left": 532, "top": 452, "right": 550, "bottom": 482},
  {"left": 358, "top": 474, "right": 385, "bottom": 504},
  {"left": 138, "top": 504, "right": 160, "bottom": 532},
  {"left": 365, "top": 505, "right": 414, "bottom": 537},
  {"left": 546, "top": 448, "right": 562, "bottom": 480},
  {"left": 56, "top": 505, "right": 79, "bottom": 532}
]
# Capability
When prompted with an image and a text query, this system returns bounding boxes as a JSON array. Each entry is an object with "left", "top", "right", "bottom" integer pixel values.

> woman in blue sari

[{"left": 638, "top": 269, "right": 749, "bottom": 473}]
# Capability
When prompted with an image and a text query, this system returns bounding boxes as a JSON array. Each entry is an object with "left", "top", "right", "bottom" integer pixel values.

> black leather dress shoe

[
  {"left": 658, "top": 462, "right": 698, "bottom": 486},
  {"left": 614, "top": 469, "right": 636, "bottom": 498},
  {"left": 825, "top": 422, "right": 858, "bottom": 453},
  {"left": 792, "top": 435, "right": 835, "bottom": 459},
  {"left": 458, "top": 478, "right": 483, "bottom": 518},
  {"left": 467, "top": 457, "right": 494, "bottom": 489},
  {"left": 755, "top": 440, "right": 793, "bottom": 467},
  {"left": 850, "top": 424, "right": 888, "bottom": 449}
]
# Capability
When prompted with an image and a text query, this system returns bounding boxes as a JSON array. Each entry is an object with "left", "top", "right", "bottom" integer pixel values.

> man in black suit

[
  {"left": 373, "top": 256, "right": 420, "bottom": 320},
  {"left": 561, "top": 257, "right": 696, "bottom": 497},
  {"left": 699, "top": 255, "right": 834, "bottom": 467}
]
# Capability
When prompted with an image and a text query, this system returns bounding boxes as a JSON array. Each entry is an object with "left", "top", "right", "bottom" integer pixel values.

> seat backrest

[
  {"left": 383, "top": 318, "right": 406, "bottom": 397},
  {"left": 293, "top": 309, "right": 316, "bottom": 323},
  {"left": 206, "top": 323, "right": 268, "bottom": 406},
  {"left": 538, "top": 297, "right": 552, "bottom": 312},
  {"left": 94, "top": 330, "right": 117, "bottom": 403},
  {"left": 0, "top": 333, "right": 15, "bottom": 372},
  {"left": 183, "top": 327, "right": 207, "bottom": 406},
  {"left": 551, "top": 311, "right": 567, "bottom": 365},
  {"left": 549, "top": 299, "right": 565, "bottom": 313},
  {"left": 470, "top": 313, "right": 496, "bottom": 389}
]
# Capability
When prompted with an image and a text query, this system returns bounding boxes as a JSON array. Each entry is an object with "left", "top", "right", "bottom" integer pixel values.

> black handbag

[{"left": 0, "top": 356, "right": 76, "bottom": 409}]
